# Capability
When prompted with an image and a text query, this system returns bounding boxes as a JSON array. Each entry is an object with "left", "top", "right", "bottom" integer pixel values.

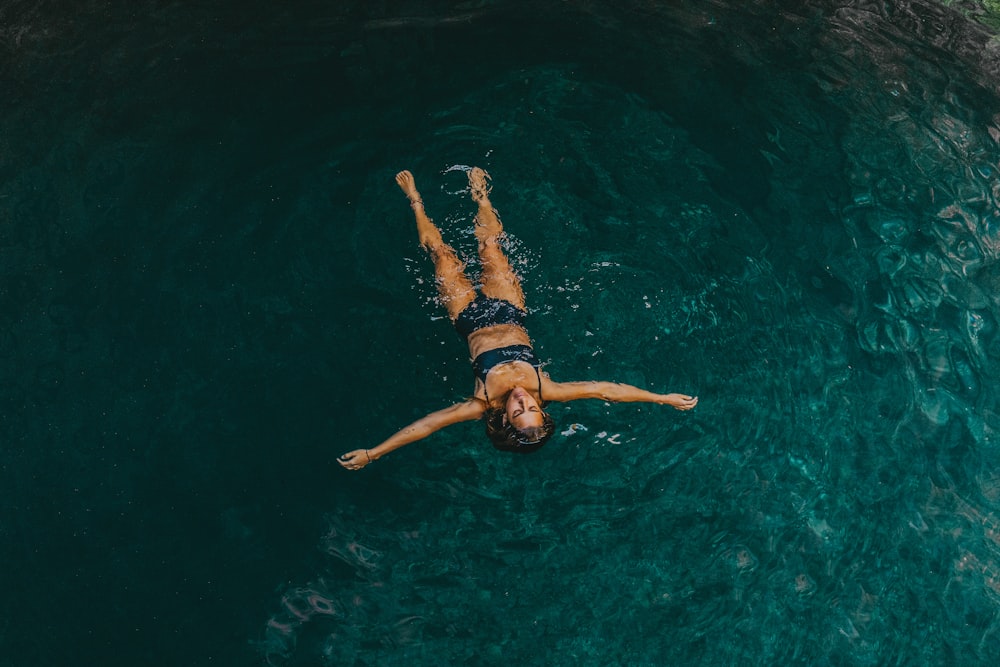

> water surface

[{"left": 4, "top": 1, "right": 1000, "bottom": 665}]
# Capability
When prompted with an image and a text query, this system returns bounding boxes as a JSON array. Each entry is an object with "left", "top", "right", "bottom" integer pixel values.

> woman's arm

[
  {"left": 338, "top": 399, "right": 485, "bottom": 470},
  {"left": 543, "top": 379, "right": 698, "bottom": 410}
]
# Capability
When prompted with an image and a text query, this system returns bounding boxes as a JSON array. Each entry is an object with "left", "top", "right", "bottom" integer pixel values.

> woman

[{"left": 338, "top": 168, "right": 697, "bottom": 470}]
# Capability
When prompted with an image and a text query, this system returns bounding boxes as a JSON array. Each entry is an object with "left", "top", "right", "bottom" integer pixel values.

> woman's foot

[
  {"left": 396, "top": 170, "right": 423, "bottom": 208},
  {"left": 469, "top": 167, "right": 503, "bottom": 238},
  {"left": 469, "top": 167, "right": 492, "bottom": 205},
  {"left": 395, "top": 169, "right": 437, "bottom": 246}
]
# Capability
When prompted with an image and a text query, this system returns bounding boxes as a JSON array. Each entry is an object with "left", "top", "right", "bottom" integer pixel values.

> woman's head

[{"left": 484, "top": 386, "right": 555, "bottom": 453}]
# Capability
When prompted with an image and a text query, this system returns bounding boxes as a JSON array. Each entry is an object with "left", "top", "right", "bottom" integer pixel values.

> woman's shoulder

[
  {"left": 433, "top": 397, "right": 488, "bottom": 423},
  {"left": 538, "top": 372, "right": 563, "bottom": 398},
  {"left": 464, "top": 395, "right": 489, "bottom": 414}
]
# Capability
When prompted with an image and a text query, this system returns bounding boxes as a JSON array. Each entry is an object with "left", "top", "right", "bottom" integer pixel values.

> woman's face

[{"left": 505, "top": 386, "right": 544, "bottom": 430}]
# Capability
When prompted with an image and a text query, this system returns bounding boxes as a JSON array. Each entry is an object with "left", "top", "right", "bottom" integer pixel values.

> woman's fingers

[
  {"left": 667, "top": 394, "right": 698, "bottom": 410},
  {"left": 338, "top": 450, "right": 368, "bottom": 470}
]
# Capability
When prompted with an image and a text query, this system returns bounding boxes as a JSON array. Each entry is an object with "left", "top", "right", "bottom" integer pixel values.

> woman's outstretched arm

[
  {"left": 338, "top": 399, "right": 486, "bottom": 470},
  {"left": 542, "top": 379, "right": 698, "bottom": 410}
]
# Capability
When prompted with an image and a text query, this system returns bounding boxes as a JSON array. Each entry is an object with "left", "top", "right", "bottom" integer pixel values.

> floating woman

[{"left": 338, "top": 168, "right": 697, "bottom": 470}]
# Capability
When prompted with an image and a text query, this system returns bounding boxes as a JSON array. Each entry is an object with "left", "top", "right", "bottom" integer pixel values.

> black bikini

[
  {"left": 473, "top": 345, "right": 544, "bottom": 403},
  {"left": 454, "top": 295, "right": 544, "bottom": 403},
  {"left": 454, "top": 294, "right": 527, "bottom": 340}
]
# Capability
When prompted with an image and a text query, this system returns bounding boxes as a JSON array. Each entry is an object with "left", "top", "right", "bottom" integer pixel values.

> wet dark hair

[{"left": 484, "top": 406, "right": 556, "bottom": 453}]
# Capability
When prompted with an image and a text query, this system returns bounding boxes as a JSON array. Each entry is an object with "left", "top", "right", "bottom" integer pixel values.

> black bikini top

[{"left": 473, "top": 344, "right": 543, "bottom": 403}]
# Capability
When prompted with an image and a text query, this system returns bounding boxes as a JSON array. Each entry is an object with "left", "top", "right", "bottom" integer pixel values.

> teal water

[{"left": 4, "top": 1, "right": 1000, "bottom": 665}]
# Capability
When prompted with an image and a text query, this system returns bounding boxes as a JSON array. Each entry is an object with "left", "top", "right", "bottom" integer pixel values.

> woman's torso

[{"left": 467, "top": 324, "right": 544, "bottom": 406}]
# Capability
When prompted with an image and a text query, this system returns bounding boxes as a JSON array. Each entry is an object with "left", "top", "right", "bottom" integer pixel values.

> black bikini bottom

[{"left": 454, "top": 294, "right": 527, "bottom": 340}]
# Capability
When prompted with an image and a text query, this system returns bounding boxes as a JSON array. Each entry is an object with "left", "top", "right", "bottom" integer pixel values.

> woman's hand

[
  {"left": 660, "top": 394, "right": 698, "bottom": 410},
  {"left": 338, "top": 449, "right": 374, "bottom": 471}
]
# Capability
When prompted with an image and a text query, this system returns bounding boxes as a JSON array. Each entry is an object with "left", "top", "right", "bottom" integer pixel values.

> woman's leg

[
  {"left": 468, "top": 167, "right": 526, "bottom": 310},
  {"left": 396, "top": 170, "right": 476, "bottom": 319}
]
